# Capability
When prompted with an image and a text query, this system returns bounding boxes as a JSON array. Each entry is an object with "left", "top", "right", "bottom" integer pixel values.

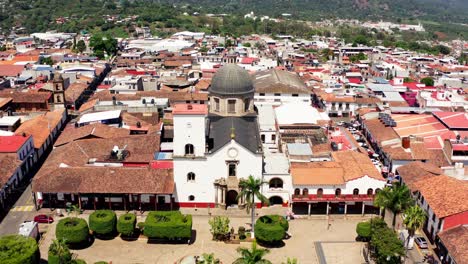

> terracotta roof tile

[
  {"left": 90, "top": 90, "right": 208, "bottom": 103},
  {"left": 15, "top": 109, "right": 65, "bottom": 148},
  {"left": 414, "top": 176, "right": 468, "bottom": 218},
  {"left": 363, "top": 119, "right": 400, "bottom": 143},
  {"left": 0, "top": 91, "right": 52, "bottom": 103},
  {"left": 0, "top": 154, "right": 22, "bottom": 187},
  {"left": 54, "top": 123, "right": 130, "bottom": 147},
  {"left": 396, "top": 161, "right": 442, "bottom": 191},
  {"left": 438, "top": 225, "right": 468, "bottom": 264}
]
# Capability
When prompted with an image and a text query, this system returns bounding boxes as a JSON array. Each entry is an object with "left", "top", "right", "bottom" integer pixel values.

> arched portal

[
  {"left": 269, "top": 196, "right": 283, "bottom": 205},
  {"left": 226, "top": 190, "right": 238, "bottom": 207}
]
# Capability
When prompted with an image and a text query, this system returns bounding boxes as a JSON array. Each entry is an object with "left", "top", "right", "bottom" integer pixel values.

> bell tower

[{"left": 52, "top": 73, "right": 65, "bottom": 108}]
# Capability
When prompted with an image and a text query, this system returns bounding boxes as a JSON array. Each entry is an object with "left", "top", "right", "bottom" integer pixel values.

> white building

[
  {"left": 173, "top": 64, "right": 264, "bottom": 209},
  {"left": 253, "top": 69, "right": 311, "bottom": 106}
]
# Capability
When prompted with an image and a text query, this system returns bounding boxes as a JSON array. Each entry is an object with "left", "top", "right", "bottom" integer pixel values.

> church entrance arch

[{"left": 226, "top": 190, "right": 238, "bottom": 207}]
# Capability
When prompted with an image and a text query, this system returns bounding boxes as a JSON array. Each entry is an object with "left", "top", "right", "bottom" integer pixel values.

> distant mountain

[{"left": 167, "top": 0, "right": 468, "bottom": 23}]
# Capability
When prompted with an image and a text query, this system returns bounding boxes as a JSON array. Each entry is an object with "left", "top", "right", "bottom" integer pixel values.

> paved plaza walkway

[{"left": 38, "top": 212, "right": 370, "bottom": 264}]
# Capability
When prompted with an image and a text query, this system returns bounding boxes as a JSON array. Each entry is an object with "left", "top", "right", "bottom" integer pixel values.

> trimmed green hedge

[
  {"left": 117, "top": 213, "right": 136, "bottom": 236},
  {"left": 56, "top": 217, "right": 89, "bottom": 244},
  {"left": 255, "top": 215, "right": 287, "bottom": 244},
  {"left": 0, "top": 235, "right": 40, "bottom": 264},
  {"left": 269, "top": 214, "right": 289, "bottom": 231},
  {"left": 143, "top": 211, "right": 192, "bottom": 239},
  {"left": 89, "top": 210, "right": 116, "bottom": 236},
  {"left": 356, "top": 221, "right": 371, "bottom": 239}
]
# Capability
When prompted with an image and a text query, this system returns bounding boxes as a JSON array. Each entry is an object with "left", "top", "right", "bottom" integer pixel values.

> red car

[{"left": 33, "top": 214, "right": 54, "bottom": 223}]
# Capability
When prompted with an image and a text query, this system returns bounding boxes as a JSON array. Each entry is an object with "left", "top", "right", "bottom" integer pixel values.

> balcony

[{"left": 292, "top": 194, "right": 375, "bottom": 202}]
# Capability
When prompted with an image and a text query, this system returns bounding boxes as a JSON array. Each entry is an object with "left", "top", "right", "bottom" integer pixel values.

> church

[{"left": 173, "top": 64, "right": 264, "bottom": 208}]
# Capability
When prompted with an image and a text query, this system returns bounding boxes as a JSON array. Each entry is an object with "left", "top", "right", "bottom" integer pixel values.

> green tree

[
  {"left": 282, "top": 258, "right": 297, "bottom": 264},
  {"left": 436, "top": 45, "right": 451, "bottom": 55},
  {"left": 243, "top": 42, "right": 251, "bottom": 47},
  {"left": 237, "top": 175, "right": 269, "bottom": 239},
  {"left": 199, "top": 46, "right": 209, "bottom": 53},
  {"left": 370, "top": 227, "right": 405, "bottom": 264},
  {"left": 403, "top": 206, "right": 427, "bottom": 257},
  {"left": 208, "top": 216, "right": 230, "bottom": 241},
  {"left": 48, "top": 238, "right": 72, "bottom": 264},
  {"left": 420, "top": 77, "right": 434, "bottom": 86},
  {"left": 76, "top": 40, "right": 86, "bottom": 53},
  {"left": 233, "top": 241, "right": 271, "bottom": 264},
  {"left": 0, "top": 235, "right": 40, "bottom": 264},
  {"left": 41, "top": 57, "right": 54, "bottom": 66},
  {"left": 374, "top": 183, "right": 412, "bottom": 229}
]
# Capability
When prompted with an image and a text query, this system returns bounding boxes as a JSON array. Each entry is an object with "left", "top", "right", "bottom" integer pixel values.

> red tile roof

[
  {"left": 0, "top": 65, "right": 24, "bottom": 77},
  {"left": 438, "top": 225, "right": 468, "bottom": 264},
  {"left": 172, "top": 104, "right": 208, "bottom": 115},
  {"left": 0, "top": 135, "right": 30, "bottom": 153},
  {"left": 432, "top": 112, "right": 468, "bottom": 129}
]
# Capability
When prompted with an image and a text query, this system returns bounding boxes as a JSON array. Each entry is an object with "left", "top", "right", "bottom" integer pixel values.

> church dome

[{"left": 209, "top": 64, "right": 254, "bottom": 96}]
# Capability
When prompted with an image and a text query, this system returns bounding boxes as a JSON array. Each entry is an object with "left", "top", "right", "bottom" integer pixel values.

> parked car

[
  {"left": 33, "top": 214, "right": 54, "bottom": 224},
  {"left": 415, "top": 236, "right": 428, "bottom": 249}
]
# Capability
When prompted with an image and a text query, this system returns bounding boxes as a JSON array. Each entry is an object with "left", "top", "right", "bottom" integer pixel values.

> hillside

[{"left": 168, "top": 0, "right": 468, "bottom": 24}]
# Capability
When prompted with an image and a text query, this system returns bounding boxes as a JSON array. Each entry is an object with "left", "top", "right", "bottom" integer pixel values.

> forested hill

[{"left": 167, "top": 0, "right": 468, "bottom": 24}]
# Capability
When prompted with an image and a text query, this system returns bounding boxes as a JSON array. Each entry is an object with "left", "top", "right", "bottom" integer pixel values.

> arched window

[
  {"left": 317, "top": 188, "right": 323, "bottom": 197},
  {"left": 303, "top": 188, "right": 309, "bottom": 196},
  {"left": 353, "top": 188, "right": 359, "bottom": 195},
  {"left": 188, "top": 195, "right": 195, "bottom": 201},
  {"left": 187, "top": 172, "right": 195, "bottom": 182},
  {"left": 375, "top": 188, "right": 381, "bottom": 194},
  {"left": 269, "top": 178, "right": 283, "bottom": 189},
  {"left": 335, "top": 188, "right": 341, "bottom": 197},
  {"left": 185, "top": 144, "right": 194, "bottom": 155},
  {"left": 367, "top": 188, "right": 373, "bottom": 195},
  {"left": 294, "top": 188, "right": 300, "bottom": 195}
]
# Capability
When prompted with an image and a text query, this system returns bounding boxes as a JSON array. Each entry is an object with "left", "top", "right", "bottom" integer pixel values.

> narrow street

[{"left": 0, "top": 183, "right": 38, "bottom": 235}]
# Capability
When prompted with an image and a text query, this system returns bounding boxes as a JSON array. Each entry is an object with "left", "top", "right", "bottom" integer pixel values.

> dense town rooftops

[{"left": 15, "top": 109, "right": 65, "bottom": 149}]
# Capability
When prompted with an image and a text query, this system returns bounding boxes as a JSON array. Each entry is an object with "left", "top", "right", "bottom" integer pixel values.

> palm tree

[
  {"left": 403, "top": 205, "right": 427, "bottom": 256},
  {"left": 237, "top": 175, "right": 269, "bottom": 239},
  {"left": 48, "top": 238, "right": 72, "bottom": 263},
  {"left": 374, "top": 183, "right": 412, "bottom": 229},
  {"left": 233, "top": 241, "right": 272, "bottom": 264}
]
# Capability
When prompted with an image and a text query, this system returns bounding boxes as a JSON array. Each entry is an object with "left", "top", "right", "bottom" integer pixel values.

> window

[
  {"left": 269, "top": 178, "right": 283, "bottom": 189},
  {"left": 271, "top": 134, "right": 276, "bottom": 142},
  {"left": 185, "top": 144, "right": 194, "bottom": 155},
  {"left": 228, "top": 99, "right": 236, "bottom": 113},
  {"left": 292, "top": 94, "right": 299, "bottom": 97},
  {"left": 244, "top": 99, "right": 250, "bottom": 112},
  {"left": 375, "top": 188, "right": 381, "bottom": 194},
  {"left": 317, "top": 188, "right": 323, "bottom": 197},
  {"left": 335, "top": 188, "right": 341, "bottom": 196},
  {"left": 261, "top": 134, "right": 265, "bottom": 143},
  {"left": 367, "top": 188, "right": 373, "bottom": 195},
  {"left": 353, "top": 188, "right": 359, "bottom": 195},
  {"left": 214, "top": 98, "right": 220, "bottom": 111},
  {"left": 187, "top": 172, "right": 195, "bottom": 182},
  {"left": 294, "top": 188, "right": 300, "bottom": 195},
  {"left": 274, "top": 93, "right": 281, "bottom": 96},
  {"left": 228, "top": 163, "right": 236, "bottom": 177},
  {"left": 432, "top": 213, "right": 436, "bottom": 222},
  {"left": 188, "top": 195, "right": 195, "bottom": 201},
  {"left": 303, "top": 188, "right": 309, "bottom": 196},
  {"left": 259, "top": 93, "right": 265, "bottom": 96}
]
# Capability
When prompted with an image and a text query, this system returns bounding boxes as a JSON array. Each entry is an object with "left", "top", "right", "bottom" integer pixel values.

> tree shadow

[
  {"left": 94, "top": 231, "right": 118, "bottom": 241},
  {"left": 120, "top": 229, "right": 141, "bottom": 242},
  {"left": 68, "top": 235, "right": 95, "bottom": 250},
  {"left": 145, "top": 229, "right": 196, "bottom": 245},
  {"left": 256, "top": 240, "right": 286, "bottom": 248}
]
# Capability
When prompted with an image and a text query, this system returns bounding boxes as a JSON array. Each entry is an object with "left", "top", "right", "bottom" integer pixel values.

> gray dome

[{"left": 209, "top": 64, "right": 254, "bottom": 96}]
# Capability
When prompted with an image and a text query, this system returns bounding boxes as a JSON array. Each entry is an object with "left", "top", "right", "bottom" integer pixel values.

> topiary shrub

[
  {"left": 255, "top": 215, "right": 286, "bottom": 245},
  {"left": 356, "top": 221, "right": 371, "bottom": 241},
  {"left": 89, "top": 210, "right": 116, "bottom": 236},
  {"left": 72, "top": 260, "right": 87, "bottom": 264},
  {"left": 143, "top": 211, "right": 192, "bottom": 240},
  {"left": 269, "top": 215, "right": 289, "bottom": 231},
  {"left": 137, "top": 222, "right": 145, "bottom": 230},
  {"left": 56, "top": 217, "right": 89, "bottom": 245},
  {"left": 117, "top": 213, "right": 136, "bottom": 236},
  {"left": 94, "top": 262, "right": 108, "bottom": 264},
  {"left": 0, "top": 235, "right": 40, "bottom": 264}
]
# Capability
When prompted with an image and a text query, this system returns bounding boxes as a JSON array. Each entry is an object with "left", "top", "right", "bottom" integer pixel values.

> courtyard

[{"left": 38, "top": 213, "right": 370, "bottom": 264}]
